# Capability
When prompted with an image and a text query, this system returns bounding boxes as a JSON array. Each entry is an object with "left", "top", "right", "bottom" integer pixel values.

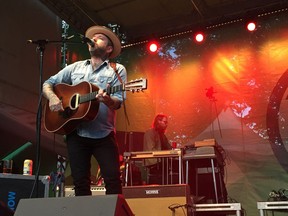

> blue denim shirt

[{"left": 44, "top": 59, "right": 127, "bottom": 139}]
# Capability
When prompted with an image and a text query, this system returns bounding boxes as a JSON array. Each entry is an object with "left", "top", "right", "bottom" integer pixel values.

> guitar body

[
  {"left": 44, "top": 78, "right": 147, "bottom": 135},
  {"left": 44, "top": 82, "right": 99, "bottom": 135}
]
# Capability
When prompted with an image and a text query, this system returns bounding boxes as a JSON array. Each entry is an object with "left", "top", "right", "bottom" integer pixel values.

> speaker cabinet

[
  {"left": 14, "top": 194, "right": 133, "bottom": 216},
  {"left": 123, "top": 184, "right": 192, "bottom": 216},
  {"left": 0, "top": 174, "right": 49, "bottom": 212}
]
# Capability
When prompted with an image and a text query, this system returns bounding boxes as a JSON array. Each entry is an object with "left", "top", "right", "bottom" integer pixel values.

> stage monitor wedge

[{"left": 14, "top": 194, "right": 133, "bottom": 216}]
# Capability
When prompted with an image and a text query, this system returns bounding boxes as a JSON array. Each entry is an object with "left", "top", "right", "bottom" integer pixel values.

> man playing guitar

[{"left": 43, "top": 25, "right": 126, "bottom": 196}]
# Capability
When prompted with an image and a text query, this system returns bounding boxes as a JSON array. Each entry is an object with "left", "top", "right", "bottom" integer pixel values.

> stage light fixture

[
  {"left": 148, "top": 41, "right": 159, "bottom": 53},
  {"left": 246, "top": 21, "right": 256, "bottom": 32},
  {"left": 195, "top": 32, "right": 204, "bottom": 43}
]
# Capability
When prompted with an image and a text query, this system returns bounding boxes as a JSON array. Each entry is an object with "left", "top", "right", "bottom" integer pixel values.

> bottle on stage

[{"left": 23, "top": 159, "right": 33, "bottom": 175}]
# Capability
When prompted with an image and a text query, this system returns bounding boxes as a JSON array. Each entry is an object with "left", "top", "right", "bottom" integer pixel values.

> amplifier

[
  {"left": 123, "top": 184, "right": 193, "bottom": 216},
  {"left": 0, "top": 174, "right": 50, "bottom": 212},
  {"left": 64, "top": 186, "right": 106, "bottom": 197}
]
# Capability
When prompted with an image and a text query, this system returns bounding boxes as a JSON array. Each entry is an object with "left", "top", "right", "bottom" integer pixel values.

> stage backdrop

[
  {"left": 110, "top": 12, "right": 288, "bottom": 215},
  {"left": 63, "top": 12, "right": 288, "bottom": 215}
]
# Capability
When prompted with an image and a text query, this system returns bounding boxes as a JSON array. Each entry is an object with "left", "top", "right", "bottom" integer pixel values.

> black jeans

[{"left": 66, "top": 131, "right": 122, "bottom": 196}]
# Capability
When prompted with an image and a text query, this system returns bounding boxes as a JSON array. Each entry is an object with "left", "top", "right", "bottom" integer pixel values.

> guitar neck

[{"left": 79, "top": 84, "right": 124, "bottom": 103}]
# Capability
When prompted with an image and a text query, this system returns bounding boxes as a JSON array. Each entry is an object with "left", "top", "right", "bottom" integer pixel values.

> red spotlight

[
  {"left": 148, "top": 41, "right": 159, "bottom": 53},
  {"left": 194, "top": 32, "right": 204, "bottom": 43},
  {"left": 246, "top": 21, "right": 256, "bottom": 32}
]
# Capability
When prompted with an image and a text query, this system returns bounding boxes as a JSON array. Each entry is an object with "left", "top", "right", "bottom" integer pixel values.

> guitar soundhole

[
  {"left": 58, "top": 94, "right": 78, "bottom": 119},
  {"left": 70, "top": 94, "right": 79, "bottom": 110}
]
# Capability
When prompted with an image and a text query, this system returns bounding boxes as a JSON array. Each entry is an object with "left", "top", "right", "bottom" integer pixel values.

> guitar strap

[
  {"left": 109, "top": 62, "right": 123, "bottom": 84},
  {"left": 109, "top": 62, "right": 130, "bottom": 126}
]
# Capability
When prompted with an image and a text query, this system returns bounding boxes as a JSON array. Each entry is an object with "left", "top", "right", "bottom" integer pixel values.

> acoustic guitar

[{"left": 44, "top": 79, "right": 147, "bottom": 135}]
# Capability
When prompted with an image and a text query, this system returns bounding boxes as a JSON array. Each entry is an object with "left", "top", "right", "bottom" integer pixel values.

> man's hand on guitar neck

[{"left": 96, "top": 87, "right": 121, "bottom": 110}]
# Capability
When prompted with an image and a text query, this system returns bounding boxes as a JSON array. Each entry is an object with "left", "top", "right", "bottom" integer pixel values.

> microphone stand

[
  {"left": 33, "top": 39, "right": 48, "bottom": 198},
  {"left": 28, "top": 36, "right": 80, "bottom": 198},
  {"left": 206, "top": 87, "right": 223, "bottom": 139}
]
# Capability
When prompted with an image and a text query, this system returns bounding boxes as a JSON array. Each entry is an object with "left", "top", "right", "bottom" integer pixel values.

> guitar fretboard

[{"left": 79, "top": 84, "right": 124, "bottom": 104}]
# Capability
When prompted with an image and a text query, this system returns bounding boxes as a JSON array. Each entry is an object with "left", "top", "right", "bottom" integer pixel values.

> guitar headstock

[{"left": 125, "top": 78, "right": 147, "bottom": 93}]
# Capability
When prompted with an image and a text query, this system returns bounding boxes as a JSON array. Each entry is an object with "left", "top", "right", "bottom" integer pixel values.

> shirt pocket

[
  {"left": 97, "top": 75, "right": 113, "bottom": 85},
  {"left": 71, "top": 72, "right": 85, "bottom": 84}
]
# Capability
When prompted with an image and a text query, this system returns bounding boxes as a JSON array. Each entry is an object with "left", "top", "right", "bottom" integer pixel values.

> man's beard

[{"left": 89, "top": 46, "right": 107, "bottom": 58}]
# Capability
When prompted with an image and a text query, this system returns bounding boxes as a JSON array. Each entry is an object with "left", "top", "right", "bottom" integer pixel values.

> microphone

[
  {"left": 81, "top": 36, "right": 95, "bottom": 47},
  {"left": 27, "top": 39, "right": 49, "bottom": 45}
]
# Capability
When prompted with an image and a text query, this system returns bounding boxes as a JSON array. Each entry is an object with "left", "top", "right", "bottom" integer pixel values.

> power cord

[{"left": 168, "top": 203, "right": 195, "bottom": 216}]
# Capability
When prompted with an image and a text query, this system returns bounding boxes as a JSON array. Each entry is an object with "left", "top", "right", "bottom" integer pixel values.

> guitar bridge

[{"left": 60, "top": 107, "right": 74, "bottom": 119}]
